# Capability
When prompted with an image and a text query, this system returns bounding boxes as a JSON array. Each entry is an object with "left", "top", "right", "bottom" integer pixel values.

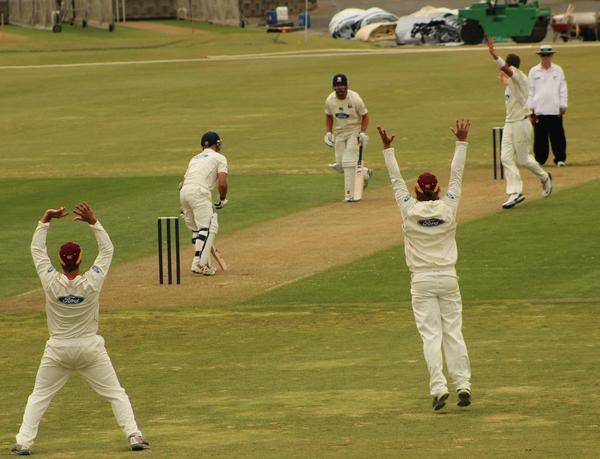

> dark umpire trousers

[{"left": 533, "top": 115, "right": 567, "bottom": 165}]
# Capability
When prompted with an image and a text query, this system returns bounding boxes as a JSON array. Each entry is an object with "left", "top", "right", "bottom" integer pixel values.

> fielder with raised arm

[
  {"left": 324, "top": 74, "right": 372, "bottom": 202},
  {"left": 12, "top": 202, "right": 149, "bottom": 456},
  {"left": 378, "top": 121, "right": 472, "bottom": 411},
  {"left": 487, "top": 37, "right": 552, "bottom": 209},
  {"left": 179, "top": 131, "right": 228, "bottom": 276}
]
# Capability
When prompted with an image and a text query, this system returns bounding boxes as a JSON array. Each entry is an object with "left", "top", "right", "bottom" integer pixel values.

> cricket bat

[
  {"left": 211, "top": 246, "right": 228, "bottom": 271},
  {"left": 353, "top": 142, "right": 364, "bottom": 201}
]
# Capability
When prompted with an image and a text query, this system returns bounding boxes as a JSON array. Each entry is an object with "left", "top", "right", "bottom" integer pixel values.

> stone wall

[{"left": 122, "top": 0, "right": 176, "bottom": 20}]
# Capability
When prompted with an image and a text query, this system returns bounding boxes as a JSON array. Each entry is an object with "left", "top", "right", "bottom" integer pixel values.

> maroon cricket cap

[
  {"left": 59, "top": 242, "right": 82, "bottom": 268},
  {"left": 416, "top": 172, "right": 439, "bottom": 193}
]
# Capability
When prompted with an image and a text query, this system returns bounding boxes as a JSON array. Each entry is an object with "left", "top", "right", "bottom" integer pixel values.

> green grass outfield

[
  {"left": 1, "top": 23, "right": 599, "bottom": 457},
  {"left": 1, "top": 185, "right": 599, "bottom": 458}
]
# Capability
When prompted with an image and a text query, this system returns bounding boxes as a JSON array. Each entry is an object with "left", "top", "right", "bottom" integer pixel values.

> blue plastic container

[
  {"left": 266, "top": 10, "right": 277, "bottom": 25},
  {"left": 298, "top": 12, "right": 311, "bottom": 28}
]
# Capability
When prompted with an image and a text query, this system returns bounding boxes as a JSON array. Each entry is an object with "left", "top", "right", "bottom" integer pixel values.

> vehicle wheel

[
  {"left": 580, "top": 26, "right": 596, "bottom": 41},
  {"left": 512, "top": 16, "right": 549, "bottom": 43},
  {"left": 460, "top": 20, "right": 484, "bottom": 45},
  {"left": 82, "top": 19, "right": 87, "bottom": 28},
  {"left": 108, "top": 23, "right": 115, "bottom": 32},
  {"left": 52, "top": 24, "right": 62, "bottom": 33}
]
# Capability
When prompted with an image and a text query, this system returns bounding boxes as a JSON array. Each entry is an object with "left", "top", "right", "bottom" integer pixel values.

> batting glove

[
  {"left": 214, "top": 199, "right": 228, "bottom": 210},
  {"left": 358, "top": 132, "right": 369, "bottom": 148},
  {"left": 324, "top": 132, "right": 334, "bottom": 147}
]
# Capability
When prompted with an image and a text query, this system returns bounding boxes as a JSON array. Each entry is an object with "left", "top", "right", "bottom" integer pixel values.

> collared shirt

[
  {"left": 324, "top": 89, "right": 368, "bottom": 137},
  {"left": 527, "top": 63, "right": 568, "bottom": 115},
  {"left": 182, "top": 148, "right": 228, "bottom": 191},
  {"left": 503, "top": 67, "right": 530, "bottom": 122},
  {"left": 383, "top": 142, "right": 468, "bottom": 273},
  {"left": 31, "top": 221, "right": 114, "bottom": 339}
]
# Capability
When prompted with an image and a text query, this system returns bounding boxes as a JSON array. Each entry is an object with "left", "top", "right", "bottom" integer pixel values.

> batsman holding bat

[
  {"left": 12, "top": 203, "right": 149, "bottom": 456},
  {"left": 179, "top": 131, "right": 228, "bottom": 276},
  {"left": 378, "top": 120, "right": 472, "bottom": 411},
  {"left": 324, "top": 74, "right": 372, "bottom": 202}
]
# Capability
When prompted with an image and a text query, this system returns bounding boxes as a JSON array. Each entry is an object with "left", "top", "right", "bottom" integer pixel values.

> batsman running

[
  {"left": 324, "top": 73, "right": 372, "bottom": 202},
  {"left": 179, "top": 131, "right": 228, "bottom": 276},
  {"left": 378, "top": 120, "right": 472, "bottom": 411},
  {"left": 12, "top": 202, "right": 149, "bottom": 456},
  {"left": 487, "top": 37, "right": 552, "bottom": 209}
]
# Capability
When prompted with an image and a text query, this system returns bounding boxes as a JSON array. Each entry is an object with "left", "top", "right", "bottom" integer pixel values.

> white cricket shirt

[
  {"left": 31, "top": 221, "right": 114, "bottom": 339},
  {"left": 527, "top": 63, "right": 568, "bottom": 115},
  {"left": 503, "top": 67, "right": 530, "bottom": 123},
  {"left": 182, "top": 148, "right": 228, "bottom": 191},
  {"left": 324, "top": 89, "right": 368, "bottom": 137},
  {"left": 383, "top": 142, "right": 468, "bottom": 273}
]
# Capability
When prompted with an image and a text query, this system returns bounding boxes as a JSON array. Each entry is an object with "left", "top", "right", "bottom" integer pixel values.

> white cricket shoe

[
  {"left": 556, "top": 161, "right": 566, "bottom": 167},
  {"left": 192, "top": 264, "right": 216, "bottom": 276},
  {"left": 502, "top": 193, "right": 525, "bottom": 209},
  {"left": 128, "top": 434, "right": 150, "bottom": 451},
  {"left": 432, "top": 392, "right": 449, "bottom": 411},
  {"left": 541, "top": 172, "right": 553, "bottom": 198},
  {"left": 328, "top": 162, "right": 338, "bottom": 170}
]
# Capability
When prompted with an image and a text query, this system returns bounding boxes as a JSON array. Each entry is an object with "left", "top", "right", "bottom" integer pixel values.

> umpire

[{"left": 528, "top": 45, "right": 569, "bottom": 167}]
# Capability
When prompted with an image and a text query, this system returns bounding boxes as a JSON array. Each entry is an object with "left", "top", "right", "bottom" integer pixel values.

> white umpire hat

[{"left": 536, "top": 45, "right": 556, "bottom": 55}]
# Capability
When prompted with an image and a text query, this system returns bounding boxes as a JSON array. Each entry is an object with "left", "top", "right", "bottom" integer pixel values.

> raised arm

[
  {"left": 487, "top": 37, "right": 513, "bottom": 77},
  {"left": 377, "top": 126, "right": 412, "bottom": 217},
  {"left": 444, "top": 120, "right": 470, "bottom": 212},
  {"left": 74, "top": 202, "right": 114, "bottom": 288},
  {"left": 31, "top": 207, "right": 69, "bottom": 286}
]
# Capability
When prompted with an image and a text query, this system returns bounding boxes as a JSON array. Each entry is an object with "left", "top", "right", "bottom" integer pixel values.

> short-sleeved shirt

[
  {"left": 324, "top": 89, "right": 368, "bottom": 137},
  {"left": 182, "top": 148, "right": 228, "bottom": 191},
  {"left": 504, "top": 67, "right": 530, "bottom": 123}
]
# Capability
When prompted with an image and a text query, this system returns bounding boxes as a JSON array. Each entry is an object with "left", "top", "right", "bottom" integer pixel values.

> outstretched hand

[
  {"left": 450, "top": 119, "right": 471, "bottom": 142},
  {"left": 41, "top": 207, "right": 68, "bottom": 223},
  {"left": 73, "top": 202, "right": 97, "bottom": 225},
  {"left": 377, "top": 126, "right": 395, "bottom": 149},
  {"left": 487, "top": 36, "right": 494, "bottom": 52}
]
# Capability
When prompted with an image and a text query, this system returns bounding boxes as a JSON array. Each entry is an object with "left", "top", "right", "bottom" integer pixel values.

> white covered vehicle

[
  {"left": 395, "top": 7, "right": 461, "bottom": 45},
  {"left": 329, "top": 7, "right": 398, "bottom": 39}
]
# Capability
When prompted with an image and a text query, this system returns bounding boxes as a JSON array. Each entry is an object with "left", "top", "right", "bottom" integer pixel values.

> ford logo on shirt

[
  {"left": 58, "top": 295, "right": 85, "bottom": 304},
  {"left": 335, "top": 113, "right": 350, "bottom": 119},
  {"left": 418, "top": 218, "right": 445, "bottom": 227}
]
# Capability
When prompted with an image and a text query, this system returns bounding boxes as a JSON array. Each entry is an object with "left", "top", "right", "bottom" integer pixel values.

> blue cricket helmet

[{"left": 201, "top": 131, "right": 221, "bottom": 148}]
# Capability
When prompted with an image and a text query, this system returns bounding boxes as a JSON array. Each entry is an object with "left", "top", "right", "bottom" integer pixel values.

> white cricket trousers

[
  {"left": 410, "top": 271, "right": 471, "bottom": 397},
  {"left": 16, "top": 335, "right": 141, "bottom": 449},
  {"left": 180, "top": 184, "right": 217, "bottom": 267},
  {"left": 501, "top": 119, "right": 548, "bottom": 195},
  {"left": 333, "top": 133, "right": 360, "bottom": 200}
]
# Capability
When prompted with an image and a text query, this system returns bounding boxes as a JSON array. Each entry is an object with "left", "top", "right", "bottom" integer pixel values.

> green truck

[{"left": 459, "top": 1, "right": 551, "bottom": 45}]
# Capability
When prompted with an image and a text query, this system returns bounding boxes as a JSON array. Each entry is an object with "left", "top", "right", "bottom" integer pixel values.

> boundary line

[{"left": 2, "top": 43, "right": 600, "bottom": 71}]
